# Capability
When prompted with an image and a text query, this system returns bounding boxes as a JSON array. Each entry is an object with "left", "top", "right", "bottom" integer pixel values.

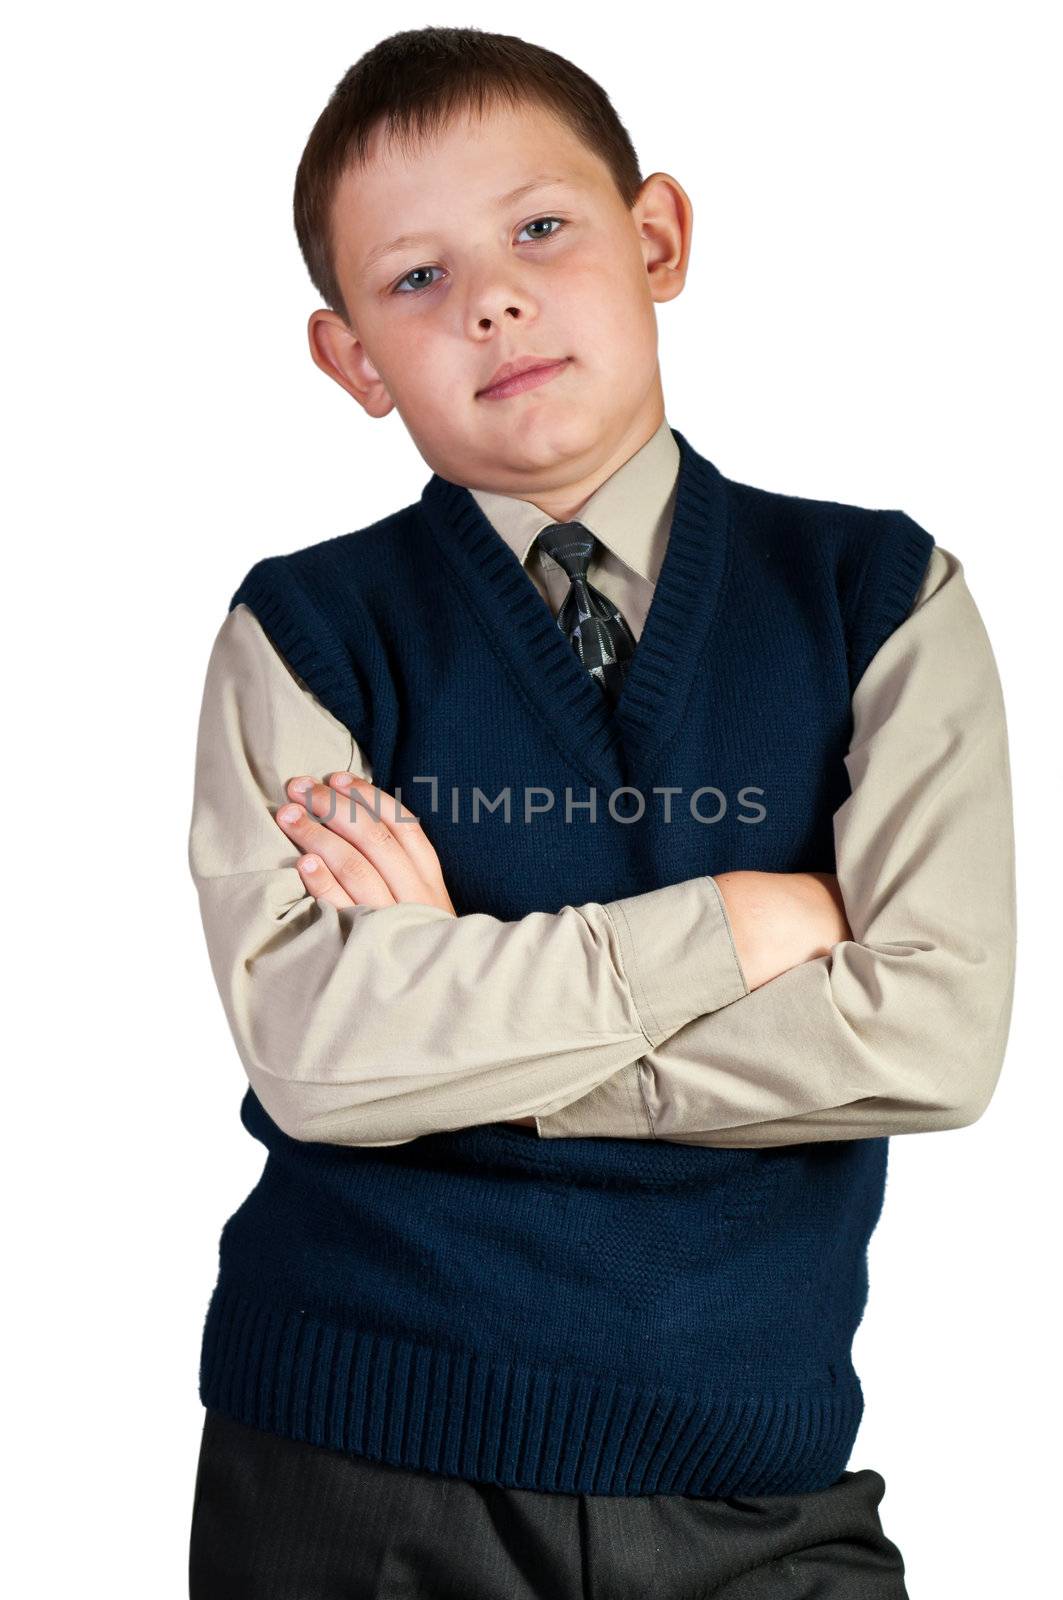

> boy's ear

[
  {"left": 633, "top": 171, "right": 693, "bottom": 305},
  {"left": 307, "top": 310, "right": 395, "bottom": 418}
]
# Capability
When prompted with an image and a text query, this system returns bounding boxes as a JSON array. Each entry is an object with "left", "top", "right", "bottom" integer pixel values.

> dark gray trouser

[{"left": 188, "top": 1408, "right": 910, "bottom": 1599}]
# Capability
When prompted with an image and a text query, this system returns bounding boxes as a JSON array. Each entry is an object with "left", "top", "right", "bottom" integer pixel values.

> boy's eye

[
  {"left": 390, "top": 217, "right": 568, "bottom": 296},
  {"left": 517, "top": 216, "right": 566, "bottom": 243},
  {"left": 393, "top": 266, "right": 443, "bottom": 295}
]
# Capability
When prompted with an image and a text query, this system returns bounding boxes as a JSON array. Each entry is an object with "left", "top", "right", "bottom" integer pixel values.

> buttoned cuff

[
  {"left": 536, "top": 1062, "right": 652, "bottom": 1140},
  {"left": 602, "top": 875, "right": 749, "bottom": 1050}
]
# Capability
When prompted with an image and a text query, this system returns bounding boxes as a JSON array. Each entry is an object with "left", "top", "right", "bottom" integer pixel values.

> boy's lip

[{"left": 476, "top": 356, "right": 571, "bottom": 400}]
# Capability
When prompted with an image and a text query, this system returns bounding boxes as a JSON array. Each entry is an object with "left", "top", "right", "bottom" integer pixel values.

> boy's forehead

[
  {"left": 363, "top": 95, "right": 589, "bottom": 178},
  {"left": 333, "top": 100, "right": 609, "bottom": 272}
]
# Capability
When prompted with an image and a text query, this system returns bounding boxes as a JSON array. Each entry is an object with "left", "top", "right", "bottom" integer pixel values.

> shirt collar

[{"left": 466, "top": 415, "right": 679, "bottom": 584}]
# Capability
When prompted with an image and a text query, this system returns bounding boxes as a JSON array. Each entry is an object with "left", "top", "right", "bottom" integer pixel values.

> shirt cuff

[
  {"left": 535, "top": 1062, "right": 652, "bottom": 1140},
  {"left": 602, "top": 875, "right": 749, "bottom": 1050}
]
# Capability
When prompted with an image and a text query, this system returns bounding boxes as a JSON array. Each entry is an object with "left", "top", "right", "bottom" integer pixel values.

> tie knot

[{"left": 534, "top": 521, "right": 594, "bottom": 581}]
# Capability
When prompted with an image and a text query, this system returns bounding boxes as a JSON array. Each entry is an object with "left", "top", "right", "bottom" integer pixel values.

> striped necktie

[{"left": 534, "top": 521, "right": 637, "bottom": 707}]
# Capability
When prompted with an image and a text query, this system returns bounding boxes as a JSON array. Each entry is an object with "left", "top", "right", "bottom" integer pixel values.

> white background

[{"left": 5, "top": 2, "right": 1059, "bottom": 1592}]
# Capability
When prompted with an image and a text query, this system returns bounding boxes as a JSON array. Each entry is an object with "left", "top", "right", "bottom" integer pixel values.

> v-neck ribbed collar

[{"left": 417, "top": 426, "right": 733, "bottom": 793}]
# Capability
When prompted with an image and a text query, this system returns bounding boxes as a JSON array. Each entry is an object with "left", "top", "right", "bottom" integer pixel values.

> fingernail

[{"left": 277, "top": 805, "right": 302, "bottom": 824}]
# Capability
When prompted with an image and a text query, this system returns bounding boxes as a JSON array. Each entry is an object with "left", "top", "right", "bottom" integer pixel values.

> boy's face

[{"left": 311, "top": 98, "right": 690, "bottom": 496}]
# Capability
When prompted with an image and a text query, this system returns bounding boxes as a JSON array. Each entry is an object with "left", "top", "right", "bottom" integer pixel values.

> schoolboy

[{"left": 186, "top": 26, "right": 1016, "bottom": 1598}]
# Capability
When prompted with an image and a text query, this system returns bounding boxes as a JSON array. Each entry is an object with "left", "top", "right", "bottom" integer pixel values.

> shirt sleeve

[
  {"left": 536, "top": 543, "right": 1017, "bottom": 1144},
  {"left": 188, "top": 603, "right": 748, "bottom": 1147}
]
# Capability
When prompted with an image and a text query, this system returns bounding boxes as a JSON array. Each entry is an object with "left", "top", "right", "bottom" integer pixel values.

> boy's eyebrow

[{"left": 360, "top": 176, "right": 571, "bottom": 273}]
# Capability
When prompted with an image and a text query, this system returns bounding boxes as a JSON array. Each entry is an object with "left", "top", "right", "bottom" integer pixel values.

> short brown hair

[{"left": 293, "top": 26, "right": 645, "bottom": 325}]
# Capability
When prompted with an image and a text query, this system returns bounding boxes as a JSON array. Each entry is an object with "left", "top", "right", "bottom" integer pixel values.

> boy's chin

[
  {"left": 471, "top": 429, "right": 591, "bottom": 475},
  {"left": 476, "top": 402, "right": 597, "bottom": 451}
]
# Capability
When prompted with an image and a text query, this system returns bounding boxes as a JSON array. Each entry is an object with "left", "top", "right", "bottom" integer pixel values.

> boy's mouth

[{"left": 476, "top": 356, "right": 571, "bottom": 401}]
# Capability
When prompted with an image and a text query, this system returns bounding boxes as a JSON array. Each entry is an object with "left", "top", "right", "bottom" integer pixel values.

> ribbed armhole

[
  {"left": 229, "top": 555, "right": 367, "bottom": 743},
  {"left": 846, "top": 510, "right": 935, "bottom": 690}
]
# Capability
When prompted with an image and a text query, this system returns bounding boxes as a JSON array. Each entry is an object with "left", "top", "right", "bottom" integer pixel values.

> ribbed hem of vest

[{"left": 200, "top": 1278, "right": 865, "bottom": 1498}]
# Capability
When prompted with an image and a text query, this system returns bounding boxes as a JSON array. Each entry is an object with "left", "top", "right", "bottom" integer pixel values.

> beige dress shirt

[{"left": 188, "top": 418, "right": 1016, "bottom": 1149}]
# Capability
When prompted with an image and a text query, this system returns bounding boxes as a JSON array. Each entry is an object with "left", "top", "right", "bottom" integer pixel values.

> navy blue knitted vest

[{"left": 199, "top": 427, "right": 933, "bottom": 1496}]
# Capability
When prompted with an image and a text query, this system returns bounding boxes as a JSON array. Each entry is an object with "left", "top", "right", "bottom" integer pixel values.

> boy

[{"left": 186, "top": 26, "right": 1016, "bottom": 1598}]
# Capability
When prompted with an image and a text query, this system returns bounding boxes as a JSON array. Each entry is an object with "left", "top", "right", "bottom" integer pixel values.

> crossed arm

[
  {"left": 188, "top": 543, "right": 1015, "bottom": 1148},
  {"left": 188, "top": 609, "right": 750, "bottom": 1145}
]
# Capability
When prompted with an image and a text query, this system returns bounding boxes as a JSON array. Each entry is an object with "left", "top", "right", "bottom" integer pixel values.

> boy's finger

[
  {"left": 296, "top": 853, "right": 357, "bottom": 909},
  {"left": 326, "top": 772, "right": 447, "bottom": 879},
  {"left": 275, "top": 800, "right": 397, "bottom": 908},
  {"left": 287, "top": 772, "right": 424, "bottom": 843},
  {"left": 278, "top": 780, "right": 436, "bottom": 906},
  {"left": 329, "top": 772, "right": 419, "bottom": 824}
]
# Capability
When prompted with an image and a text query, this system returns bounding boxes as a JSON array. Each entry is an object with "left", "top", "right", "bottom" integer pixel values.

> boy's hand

[
  {"left": 275, "top": 772, "right": 456, "bottom": 914},
  {"left": 274, "top": 772, "right": 537, "bottom": 1130},
  {"left": 715, "top": 870, "right": 853, "bottom": 991}
]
